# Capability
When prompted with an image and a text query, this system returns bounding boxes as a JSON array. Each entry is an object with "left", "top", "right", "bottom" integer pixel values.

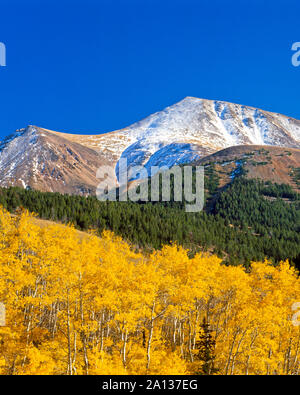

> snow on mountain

[
  {"left": 113, "top": 97, "right": 300, "bottom": 178},
  {"left": 0, "top": 125, "right": 106, "bottom": 194},
  {"left": 0, "top": 97, "right": 300, "bottom": 193}
]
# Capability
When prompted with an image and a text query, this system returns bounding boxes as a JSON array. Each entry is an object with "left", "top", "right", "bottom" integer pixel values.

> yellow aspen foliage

[{"left": 0, "top": 206, "right": 299, "bottom": 375}]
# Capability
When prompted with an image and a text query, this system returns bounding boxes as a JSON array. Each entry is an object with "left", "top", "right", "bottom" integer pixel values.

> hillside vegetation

[
  {"left": 0, "top": 207, "right": 299, "bottom": 375},
  {"left": 0, "top": 173, "right": 299, "bottom": 267}
]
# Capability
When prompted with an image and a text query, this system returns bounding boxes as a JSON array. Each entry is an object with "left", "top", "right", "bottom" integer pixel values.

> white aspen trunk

[
  {"left": 67, "top": 292, "right": 73, "bottom": 375},
  {"left": 147, "top": 302, "right": 155, "bottom": 371}
]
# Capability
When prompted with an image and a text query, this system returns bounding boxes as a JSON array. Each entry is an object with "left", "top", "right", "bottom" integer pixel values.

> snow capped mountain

[
  {"left": 0, "top": 125, "right": 106, "bottom": 194},
  {"left": 112, "top": 97, "right": 300, "bottom": 177},
  {"left": 0, "top": 97, "right": 300, "bottom": 194}
]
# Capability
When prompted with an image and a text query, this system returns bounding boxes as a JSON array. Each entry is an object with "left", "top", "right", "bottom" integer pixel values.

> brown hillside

[{"left": 197, "top": 145, "right": 300, "bottom": 191}]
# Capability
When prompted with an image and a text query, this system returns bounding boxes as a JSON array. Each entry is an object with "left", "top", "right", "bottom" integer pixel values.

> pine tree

[{"left": 194, "top": 318, "right": 218, "bottom": 375}]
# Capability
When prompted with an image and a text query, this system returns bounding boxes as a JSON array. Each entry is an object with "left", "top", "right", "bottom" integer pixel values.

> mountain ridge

[
  {"left": 196, "top": 144, "right": 300, "bottom": 192},
  {"left": 1, "top": 97, "right": 300, "bottom": 194}
]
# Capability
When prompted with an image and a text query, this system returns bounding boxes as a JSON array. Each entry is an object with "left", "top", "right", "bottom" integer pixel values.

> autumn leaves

[{"left": 0, "top": 207, "right": 299, "bottom": 374}]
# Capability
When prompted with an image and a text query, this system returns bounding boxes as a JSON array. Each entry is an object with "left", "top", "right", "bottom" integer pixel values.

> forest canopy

[
  {"left": 0, "top": 176, "right": 299, "bottom": 268},
  {"left": 0, "top": 207, "right": 299, "bottom": 375}
]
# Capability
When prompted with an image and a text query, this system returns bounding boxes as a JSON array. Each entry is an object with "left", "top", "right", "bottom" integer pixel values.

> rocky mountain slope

[
  {"left": 197, "top": 145, "right": 300, "bottom": 192},
  {"left": 0, "top": 126, "right": 106, "bottom": 194},
  {"left": 0, "top": 97, "right": 300, "bottom": 194}
]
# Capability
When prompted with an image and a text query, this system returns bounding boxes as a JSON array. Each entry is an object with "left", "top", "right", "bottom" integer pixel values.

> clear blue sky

[{"left": 0, "top": 0, "right": 300, "bottom": 140}]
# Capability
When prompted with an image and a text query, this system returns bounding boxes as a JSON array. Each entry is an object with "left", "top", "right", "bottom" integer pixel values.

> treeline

[
  {"left": 0, "top": 175, "right": 299, "bottom": 267},
  {"left": 214, "top": 178, "right": 300, "bottom": 265}
]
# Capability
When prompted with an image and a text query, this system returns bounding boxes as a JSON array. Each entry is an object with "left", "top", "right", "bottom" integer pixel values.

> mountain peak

[{"left": 0, "top": 98, "right": 300, "bottom": 194}]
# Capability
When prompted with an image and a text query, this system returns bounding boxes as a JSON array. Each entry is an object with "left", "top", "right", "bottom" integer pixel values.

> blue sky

[{"left": 0, "top": 0, "right": 299, "bottom": 140}]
